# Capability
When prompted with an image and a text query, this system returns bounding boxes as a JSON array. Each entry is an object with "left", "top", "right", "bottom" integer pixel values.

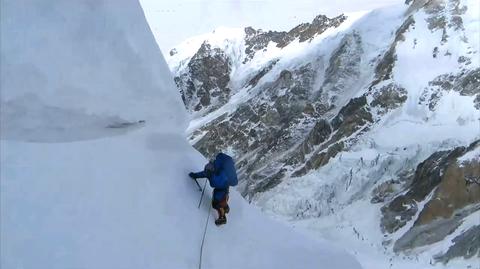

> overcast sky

[{"left": 139, "top": 0, "right": 403, "bottom": 54}]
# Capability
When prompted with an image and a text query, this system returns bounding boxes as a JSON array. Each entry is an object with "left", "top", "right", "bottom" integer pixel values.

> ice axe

[
  {"left": 189, "top": 173, "right": 202, "bottom": 191},
  {"left": 193, "top": 178, "right": 202, "bottom": 191}
]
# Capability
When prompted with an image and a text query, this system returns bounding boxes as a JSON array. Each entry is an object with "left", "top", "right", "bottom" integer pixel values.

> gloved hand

[{"left": 188, "top": 172, "right": 196, "bottom": 179}]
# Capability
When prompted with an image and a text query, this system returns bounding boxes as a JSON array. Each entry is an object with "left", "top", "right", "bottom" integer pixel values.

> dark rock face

[
  {"left": 174, "top": 42, "right": 232, "bottom": 114},
  {"left": 244, "top": 27, "right": 290, "bottom": 63},
  {"left": 420, "top": 68, "right": 480, "bottom": 110},
  {"left": 415, "top": 148, "right": 480, "bottom": 226},
  {"left": 371, "top": 84, "right": 408, "bottom": 112},
  {"left": 381, "top": 195, "right": 418, "bottom": 234},
  {"left": 243, "top": 14, "right": 346, "bottom": 63},
  {"left": 289, "top": 14, "right": 348, "bottom": 43},
  {"left": 393, "top": 205, "right": 479, "bottom": 252},
  {"left": 424, "top": 0, "right": 468, "bottom": 44},
  {"left": 381, "top": 140, "right": 480, "bottom": 252},
  {"left": 331, "top": 96, "right": 371, "bottom": 131},
  {"left": 381, "top": 147, "right": 462, "bottom": 233},
  {"left": 434, "top": 225, "right": 480, "bottom": 264},
  {"left": 303, "top": 120, "right": 332, "bottom": 153},
  {"left": 457, "top": 68, "right": 480, "bottom": 96},
  {"left": 408, "top": 149, "right": 461, "bottom": 201}
]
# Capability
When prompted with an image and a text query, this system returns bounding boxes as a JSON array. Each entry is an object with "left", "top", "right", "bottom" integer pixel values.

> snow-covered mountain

[
  {"left": 0, "top": 1, "right": 361, "bottom": 269},
  {"left": 167, "top": 0, "right": 480, "bottom": 268}
]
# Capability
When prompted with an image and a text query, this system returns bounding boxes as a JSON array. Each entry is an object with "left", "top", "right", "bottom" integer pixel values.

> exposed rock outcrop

[
  {"left": 244, "top": 14, "right": 346, "bottom": 62},
  {"left": 434, "top": 225, "right": 480, "bottom": 264},
  {"left": 420, "top": 68, "right": 480, "bottom": 110},
  {"left": 380, "top": 140, "right": 480, "bottom": 253},
  {"left": 174, "top": 42, "right": 232, "bottom": 114}
]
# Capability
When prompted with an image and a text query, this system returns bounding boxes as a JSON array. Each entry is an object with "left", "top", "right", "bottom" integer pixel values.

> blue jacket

[{"left": 191, "top": 171, "right": 229, "bottom": 201}]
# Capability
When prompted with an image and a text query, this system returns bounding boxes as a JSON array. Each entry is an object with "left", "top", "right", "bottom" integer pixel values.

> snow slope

[{"left": 0, "top": 1, "right": 361, "bottom": 268}]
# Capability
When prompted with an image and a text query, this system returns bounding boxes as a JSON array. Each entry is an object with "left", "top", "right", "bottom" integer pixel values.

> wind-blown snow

[{"left": 0, "top": 1, "right": 361, "bottom": 269}]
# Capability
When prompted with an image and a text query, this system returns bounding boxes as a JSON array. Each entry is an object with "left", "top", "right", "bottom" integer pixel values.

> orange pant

[{"left": 212, "top": 194, "right": 229, "bottom": 210}]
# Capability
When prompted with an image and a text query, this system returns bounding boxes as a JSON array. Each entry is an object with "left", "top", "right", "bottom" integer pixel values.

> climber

[{"left": 189, "top": 153, "right": 238, "bottom": 226}]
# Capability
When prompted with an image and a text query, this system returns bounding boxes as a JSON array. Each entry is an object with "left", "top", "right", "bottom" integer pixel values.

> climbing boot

[{"left": 215, "top": 215, "right": 227, "bottom": 226}]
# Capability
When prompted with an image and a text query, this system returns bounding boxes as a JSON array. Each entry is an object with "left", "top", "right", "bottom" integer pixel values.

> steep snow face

[
  {"left": 1, "top": 131, "right": 361, "bottom": 269},
  {"left": 0, "top": 1, "right": 361, "bottom": 269},
  {"left": 0, "top": 0, "right": 187, "bottom": 142}
]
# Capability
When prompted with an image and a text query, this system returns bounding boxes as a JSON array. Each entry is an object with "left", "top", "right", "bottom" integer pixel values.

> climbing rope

[
  {"left": 198, "top": 206, "right": 211, "bottom": 269},
  {"left": 198, "top": 179, "right": 210, "bottom": 269},
  {"left": 198, "top": 179, "right": 207, "bottom": 208}
]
